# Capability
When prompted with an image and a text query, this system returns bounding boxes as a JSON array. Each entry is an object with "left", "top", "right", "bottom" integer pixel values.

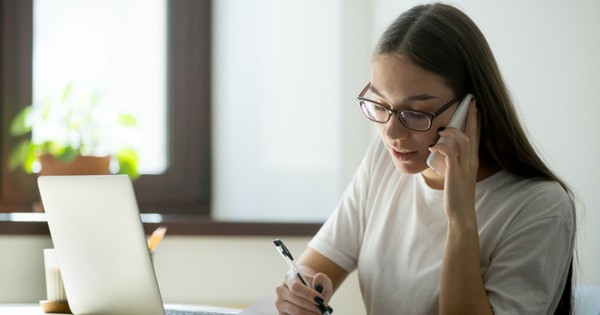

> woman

[{"left": 275, "top": 3, "right": 575, "bottom": 315}]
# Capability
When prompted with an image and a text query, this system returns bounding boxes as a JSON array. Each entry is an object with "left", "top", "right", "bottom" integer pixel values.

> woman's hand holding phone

[
  {"left": 427, "top": 96, "right": 480, "bottom": 222},
  {"left": 426, "top": 94, "right": 474, "bottom": 176},
  {"left": 445, "top": 101, "right": 479, "bottom": 221}
]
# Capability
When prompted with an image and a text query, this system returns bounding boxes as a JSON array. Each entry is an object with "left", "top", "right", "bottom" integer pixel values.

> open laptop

[{"left": 38, "top": 175, "right": 240, "bottom": 315}]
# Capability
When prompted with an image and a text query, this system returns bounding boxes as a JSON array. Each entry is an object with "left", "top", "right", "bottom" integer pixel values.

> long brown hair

[{"left": 374, "top": 3, "right": 574, "bottom": 314}]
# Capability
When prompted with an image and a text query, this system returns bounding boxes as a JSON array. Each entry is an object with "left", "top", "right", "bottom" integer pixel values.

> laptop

[{"left": 38, "top": 175, "right": 240, "bottom": 315}]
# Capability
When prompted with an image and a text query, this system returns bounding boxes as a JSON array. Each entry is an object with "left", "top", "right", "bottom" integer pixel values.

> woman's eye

[{"left": 401, "top": 111, "right": 427, "bottom": 120}]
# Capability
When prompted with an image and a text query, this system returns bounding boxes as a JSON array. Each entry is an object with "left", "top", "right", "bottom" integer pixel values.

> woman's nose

[{"left": 384, "top": 116, "right": 410, "bottom": 140}]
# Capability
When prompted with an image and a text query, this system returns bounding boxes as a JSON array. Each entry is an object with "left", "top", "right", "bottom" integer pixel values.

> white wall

[
  {"left": 0, "top": 236, "right": 366, "bottom": 314},
  {"left": 0, "top": 236, "right": 52, "bottom": 302}
]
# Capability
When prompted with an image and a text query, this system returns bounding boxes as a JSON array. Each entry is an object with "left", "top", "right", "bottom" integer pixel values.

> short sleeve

[
  {"left": 484, "top": 185, "right": 575, "bottom": 314},
  {"left": 307, "top": 138, "right": 381, "bottom": 272}
]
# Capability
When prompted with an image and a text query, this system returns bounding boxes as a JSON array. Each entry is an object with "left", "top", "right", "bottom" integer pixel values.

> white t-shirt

[{"left": 308, "top": 139, "right": 575, "bottom": 315}]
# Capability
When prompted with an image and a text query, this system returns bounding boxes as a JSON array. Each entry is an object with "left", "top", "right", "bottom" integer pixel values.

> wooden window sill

[{"left": 0, "top": 213, "right": 322, "bottom": 236}]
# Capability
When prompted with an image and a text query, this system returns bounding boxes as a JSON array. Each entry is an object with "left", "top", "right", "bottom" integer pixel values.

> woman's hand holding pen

[{"left": 275, "top": 272, "right": 333, "bottom": 315}]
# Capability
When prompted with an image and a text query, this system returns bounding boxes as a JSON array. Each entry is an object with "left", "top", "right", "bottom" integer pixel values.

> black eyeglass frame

[{"left": 357, "top": 82, "right": 464, "bottom": 131}]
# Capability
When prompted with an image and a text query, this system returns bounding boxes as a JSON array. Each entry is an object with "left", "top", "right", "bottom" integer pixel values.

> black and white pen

[{"left": 273, "top": 239, "right": 333, "bottom": 315}]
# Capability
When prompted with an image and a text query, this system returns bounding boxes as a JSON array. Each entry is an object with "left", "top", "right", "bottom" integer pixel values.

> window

[
  {"left": 0, "top": 0, "right": 212, "bottom": 215},
  {"left": 1, "top": 0, "right": 373, "bottom": 223},
  {"left": 210, "top": 0, "right": 373, "bottom": 222},
  {"left": 212, "top": 0, "right": 343, "bottom": 222},
  {"left": 33, "top": 0, "right": 168, "bottom": 174}
]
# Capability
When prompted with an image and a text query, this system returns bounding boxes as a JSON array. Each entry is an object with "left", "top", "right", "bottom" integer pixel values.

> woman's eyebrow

[
  {"left": 368, "top": 84, "right": 439, "bottom": 105},
  {"left": 367, "top": 84, "right": 386, "bottom": 99}
]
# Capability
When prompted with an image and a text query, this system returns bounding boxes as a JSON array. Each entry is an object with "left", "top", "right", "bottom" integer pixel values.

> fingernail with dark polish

[
  {"left": 315, "top": 284, "right": 323, "bottom": 293},
  {"left": 314, "top": 296, "right": 324, "bottom": 304}
]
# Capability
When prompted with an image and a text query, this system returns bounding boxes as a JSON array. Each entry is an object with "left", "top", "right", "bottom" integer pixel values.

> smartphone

[{"left": 426, "top": 93, "right": 474, "bottom": 175}]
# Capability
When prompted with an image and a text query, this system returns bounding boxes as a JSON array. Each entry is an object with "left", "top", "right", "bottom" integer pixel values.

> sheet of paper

[{"left": 239, "top": 295, "right": 277, "bottom": 315}]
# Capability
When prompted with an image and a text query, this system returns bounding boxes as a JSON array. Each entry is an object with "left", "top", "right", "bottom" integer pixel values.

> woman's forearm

[{"left": 439, "top": 219, "right": 493, "bottom": 315}]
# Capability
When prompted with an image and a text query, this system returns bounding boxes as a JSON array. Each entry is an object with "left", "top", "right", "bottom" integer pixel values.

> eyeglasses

[{"left": 357, "top": 82, "right": 464, "bottom": 131}]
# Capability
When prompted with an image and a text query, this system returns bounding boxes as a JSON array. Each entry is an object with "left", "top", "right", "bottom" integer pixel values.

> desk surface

[
  {"left": 0, "top": 303, "right": 243, "bottom": 315},
  {"left": 0, "top": 304, "right": 65, "bottom": 315}
]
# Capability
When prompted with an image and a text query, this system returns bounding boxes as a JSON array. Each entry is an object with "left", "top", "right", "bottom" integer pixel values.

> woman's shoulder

[
  {"left": 478, "top": 170, "right": 574, "bottom": 224},
  {"left": 479, "top": 170, "right": 569, "bottom": 198}
]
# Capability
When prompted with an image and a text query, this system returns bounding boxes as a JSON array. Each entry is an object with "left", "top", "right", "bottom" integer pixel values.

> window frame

[
  {"left": 0, "top": 212, "right": 322, "bottom": 236},
  {"left": 1, "top": 0, "right": 212, "bottom": 215},
  {"left": 0, "top": 0, "right": 321, "bottom": 236}
]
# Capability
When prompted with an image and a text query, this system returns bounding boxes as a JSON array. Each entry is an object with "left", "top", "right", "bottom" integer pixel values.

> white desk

[
  {"left": 0, "top": 303, "right": 243, "bottom": 315},
  {"left": 0, "top": 304, "right": 60, "bottom": 315}
]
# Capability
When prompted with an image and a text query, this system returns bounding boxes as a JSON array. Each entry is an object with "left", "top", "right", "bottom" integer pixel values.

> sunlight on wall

[{"left": 213, "top": 0, "right": 347, "bottom": 222}]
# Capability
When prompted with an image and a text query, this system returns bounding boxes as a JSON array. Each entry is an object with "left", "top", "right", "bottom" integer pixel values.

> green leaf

[
  {"left": 61, "top": 82, "right": 73, "bottom": 103},
  {"left": 40, "top": 141, "right": 62, "bottom": 156},
  {"left": 90, "top": 92, "right": 101, "bottom": 104},
  {"left": 8, "top": 140, "right": 31, "bottom": 171},
  {"left": 117, "top": 114, "right": 137, "bottom": 127},
  {"left": 41, "top": 97, "right": 52, "bottom": 119},
  {"left": 9, "top": 106, "right": 33, "bottom": 136},
  {"left": 23, "top": 148, "right": 38, "bottom": 173},
  {"left": 38, "top": 142, "right": 78, "bottom": 164},
  {"left": 116, "top": 148, "right": 140, "bottom": 181},
  {"left": 8, "top": 140, "right": 39, "bottom": 173},
  {"left": 56, "top": 146, "right": 79, "bottom": 163}
]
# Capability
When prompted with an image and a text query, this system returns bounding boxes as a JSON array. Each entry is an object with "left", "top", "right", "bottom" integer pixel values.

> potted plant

[{"left": 8, "top": 83, "right": 141, "bottom": 180}]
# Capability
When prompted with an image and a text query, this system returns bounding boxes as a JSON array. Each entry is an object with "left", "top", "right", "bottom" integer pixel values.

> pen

[
  {"left": 273, "top": 239, "right": 333, "bottom": 315},
  {"left": 147, "top": 226, "right": 167, "bottom": 251}
]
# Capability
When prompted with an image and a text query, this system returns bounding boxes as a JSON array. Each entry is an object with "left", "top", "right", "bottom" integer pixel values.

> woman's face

[{"left": 369, "top": 55, "right": 459, "bottom": 177}]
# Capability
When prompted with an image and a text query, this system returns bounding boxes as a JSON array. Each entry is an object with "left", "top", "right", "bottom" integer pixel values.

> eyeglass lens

[{"left": 360, "top": 100, "right": 431, "bottom": 130}]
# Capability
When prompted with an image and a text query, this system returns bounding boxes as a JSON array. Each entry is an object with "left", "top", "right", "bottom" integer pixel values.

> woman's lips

[{"left": 391, "top": 149, "right": 418, "bottom": 161}]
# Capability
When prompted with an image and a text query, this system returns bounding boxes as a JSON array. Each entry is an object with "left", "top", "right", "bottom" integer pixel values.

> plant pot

[
  {"left": 39, "top": 154, "right": 111, "bottom": 176},
  {"left": 33, "top": 155, "right": 112, "bottom": 212}
]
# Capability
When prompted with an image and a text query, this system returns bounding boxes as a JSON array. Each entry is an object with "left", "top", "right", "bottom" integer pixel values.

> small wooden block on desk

[{"left": 39, "top": 301, "right": 71, "bottom": 314}]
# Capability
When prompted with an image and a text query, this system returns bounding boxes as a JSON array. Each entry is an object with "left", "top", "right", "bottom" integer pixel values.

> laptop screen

[{"left": 39, "top": 175, "right": 165, "bottom": 315}]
